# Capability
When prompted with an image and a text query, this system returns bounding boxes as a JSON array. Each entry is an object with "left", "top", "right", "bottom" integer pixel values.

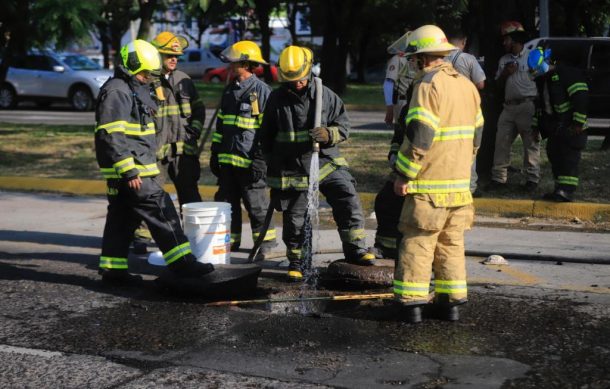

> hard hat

[
  {"left": 151, "top": 31, "right": 189, "bottom": 55},
  {"left": 405, "top": 25, "right": 456, "bottom": 56},
  {"left": 278, "top": 46, "right": 313, "bottom": 82},
  {"left": 387, "top": 31, "right": 412, "bottom": 55},
  {"left": 120, "top": 39, "right": 161, "bottom": 75},
  {"left": 527, "top": 46, "right": 552, "bottom": 78},
  {"left": 219, "top": 40, "right": 268, "bottom": 65},
  {"left": 500, "top": 21, "right": 525, "bottom": 36}
]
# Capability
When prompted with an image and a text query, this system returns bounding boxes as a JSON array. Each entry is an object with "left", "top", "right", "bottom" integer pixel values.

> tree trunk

[
  {"left": 137, "top": 0, "right": 158, "bottom": 40},
  {"left": 254, "top": 0, "right": 274, "bottom": 83},
  {"left": 0, "top": 0, "right": 30, "bottom": 84}
]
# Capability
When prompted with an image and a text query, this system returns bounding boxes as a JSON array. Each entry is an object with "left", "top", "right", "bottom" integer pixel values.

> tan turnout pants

[{"left": 393, "top": 195, "right": 474, "bottom": 305}]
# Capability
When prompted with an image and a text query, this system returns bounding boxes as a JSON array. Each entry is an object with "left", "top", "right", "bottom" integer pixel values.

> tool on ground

[{"left": 204, "top": 292, "right": 393, "bottom": 307}]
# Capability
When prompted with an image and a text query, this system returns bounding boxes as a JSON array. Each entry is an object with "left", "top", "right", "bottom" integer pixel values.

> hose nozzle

[{"left": 313, "top": 142, "right": 320, "bottom": 153}]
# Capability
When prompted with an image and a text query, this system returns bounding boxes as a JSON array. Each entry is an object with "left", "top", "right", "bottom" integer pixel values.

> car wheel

[
  {"left": 0, "top": 84, "right": 17, "bottom": 109},
  {"left": 210, "top": 75, "right": 222, "bottom": 83},
  {"left": 70, "top": 85, "right": 94, "bottom": 111}
]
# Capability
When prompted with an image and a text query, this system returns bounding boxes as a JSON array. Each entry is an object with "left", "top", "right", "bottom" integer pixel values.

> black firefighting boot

[
  {"left": 543, "top": 188, "right": 573, "bottom": 202},
  {"left": 168, "top": 257, "right": 215, "bottom": 278},
  {"left": 99, "top": 269, "right": 143, "bottom": 285},
  {"left": 433, "top": 294, "right": 467, "bottom": 322},
  {"left": 287, "top": 260, "right": 303, "bottom": 282},
  {"left": 345, "top": 249, "right": 376, "bottom": 266},
  {"left": 253, "top": 240, "right": 279, "bottom": 262},
  {"left": 404, "top": 305, "right": 423, "bottom": 324}
]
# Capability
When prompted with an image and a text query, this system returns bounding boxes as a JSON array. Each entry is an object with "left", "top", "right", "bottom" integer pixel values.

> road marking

[{"left": 0, "top": 344, "right": 63, "bottom": 358}]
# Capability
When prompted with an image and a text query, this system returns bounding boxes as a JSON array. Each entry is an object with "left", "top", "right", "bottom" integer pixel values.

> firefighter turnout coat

[
  {"left": 211, "top": 74, "right": 276, "bottom": 248},
  {"left": 535, "top": 64, "right": 589, "bottom": 194},
  {"left": 258, "top": 78, "right": 368, "bottom": 264},
  {"left": 154, "top": 69, "right": 205, "bottom": 205},
  {"left": 393, "top": 62, "right": 483, "bottom": 305},
  {"left": 95, "top": 66, "right": 195, "bottom": 270}
]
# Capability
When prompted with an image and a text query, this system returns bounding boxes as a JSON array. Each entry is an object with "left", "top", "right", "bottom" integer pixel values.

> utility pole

[{"left": 539, "top": 0, "right": 549, "bottom": 37}]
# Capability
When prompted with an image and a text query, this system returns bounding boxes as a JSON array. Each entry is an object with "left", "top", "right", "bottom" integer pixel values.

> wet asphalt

[{"left": 0, "top": 191, "right": 609, "bottom": 388}]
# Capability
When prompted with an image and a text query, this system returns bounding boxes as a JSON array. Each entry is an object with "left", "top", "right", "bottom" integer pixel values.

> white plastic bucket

[{"left": 182, "top": 202, "right": 232, "bottom": 265}]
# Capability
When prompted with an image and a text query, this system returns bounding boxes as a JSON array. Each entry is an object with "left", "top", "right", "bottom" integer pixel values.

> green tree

[{"left": 0, "top": 0, "right": 100, "bottom": 83}]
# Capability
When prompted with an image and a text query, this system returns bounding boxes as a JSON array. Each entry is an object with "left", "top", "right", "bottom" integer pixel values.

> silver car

[
  {"left": 0, "top": 50, "right": 112, "bottom": 111},
  {"left": 178, "top": 48, "right": 225, "bottom": 79}
]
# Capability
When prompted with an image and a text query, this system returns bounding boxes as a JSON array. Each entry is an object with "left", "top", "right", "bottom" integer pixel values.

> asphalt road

[{"left": 0, "top": 191, "right": 609, "bottom": 388}]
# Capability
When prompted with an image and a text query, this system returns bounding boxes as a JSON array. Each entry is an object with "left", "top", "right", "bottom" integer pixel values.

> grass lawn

[
  {"left": 0, "top": 122, "right": 608, "bottom": 203},
  {"left": 194, "top": 81, "right": 384, "bottom": 108}
]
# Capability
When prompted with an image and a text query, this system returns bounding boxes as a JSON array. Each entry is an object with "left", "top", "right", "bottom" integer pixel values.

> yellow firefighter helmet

[
  {"left": 220, "top": 40, "right": 268, "bottom": 65},
  {"left": 120, "top": 39, "right": 161, "bottom": 75},
  {"left": 406, "top": 25, "right": 456, "bottom": 56},
  {"left": 151, "top": 31, "right": 189, "bottom": 55},
  {"left": 278, "top": 45, "right": 313, "bottom": 82}
]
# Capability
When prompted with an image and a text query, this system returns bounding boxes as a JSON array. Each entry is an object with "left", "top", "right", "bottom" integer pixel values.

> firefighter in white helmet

[
  {"left": 392, "top": 25, "right": 483, "bottom": 323},
  {"left": 95, "top": 40, "right": 214, "bottom": 284}
]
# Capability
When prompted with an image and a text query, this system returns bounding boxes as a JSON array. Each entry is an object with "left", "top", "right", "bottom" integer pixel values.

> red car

[{"left": 203, "top": 65, "right": 279, "bottom": 83}]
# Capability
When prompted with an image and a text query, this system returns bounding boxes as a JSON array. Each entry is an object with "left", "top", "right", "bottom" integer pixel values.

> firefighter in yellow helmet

[
  {"left": 254, "top": 45, "right": 375, "bottom": 282},
  {"left": 392, "top": 25, "right": 483, "bottom": 323},
  {"left": 150, "top": 32, "right": 205, "bottom": 208},
  {"left": 210, "top": 40, "right": 277, "bottom": 257},
  {"left": 95, "top": 39, "right": 214, "bottom": 284}
]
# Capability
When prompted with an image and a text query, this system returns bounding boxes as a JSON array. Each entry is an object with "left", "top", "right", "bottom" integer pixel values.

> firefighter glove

[
  {"left": 310, "top": 127, "right": 331, "bottom": 145},
  {"left": 209, "top": 153, "right": 220, "bottom": 177}
]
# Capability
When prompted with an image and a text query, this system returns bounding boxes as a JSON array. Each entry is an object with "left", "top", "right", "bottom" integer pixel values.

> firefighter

[
  {"left": 150, "top": 31, "right": 205, "bottom": 207},
  {"left": 528, "top": 47, "right": 589, "bottom": 202},
  {"left": 373, "top": 35, "right": 417, "bottom": 260},
  {"left": 209, "top": 40, "right": 277, "bottom": 256},
  {"left": 95, "top": 39, "right": 214, "bottom": 284},
  {"left": 255, "top": 45, "right": 375, "bottom": 282},
  {"left": 384, "top": 31, "right": 414, "bottom": 129},
  {"left": 392, "top": 25, "right": 483, "bottom": 323},
  {"left": 489, "top": 21, "right": 540, "bottom": 192}
]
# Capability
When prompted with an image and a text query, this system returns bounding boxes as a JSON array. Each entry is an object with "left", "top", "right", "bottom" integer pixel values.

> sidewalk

[{"left": 1, "top": 176, "right": 610, "bottom": 222}]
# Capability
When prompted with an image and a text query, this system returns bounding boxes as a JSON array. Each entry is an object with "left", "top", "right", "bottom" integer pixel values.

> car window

[
  {"left": 60, "top": 54, "right": 101, "bottom": 70},
  {"left": 24, "top": 55, "right": 59, "bottom": 71},
  {"left": 542, "top": 40, "right": 589, "bottom": 68},
  {"left": 590, "top": 43, "right": 610, "bottom": 71},
  {"left": 189, "top": 51, "right": 201, "bottom": 62}
]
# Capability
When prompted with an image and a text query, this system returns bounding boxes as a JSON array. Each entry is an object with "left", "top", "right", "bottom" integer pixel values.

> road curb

[{"left": 1, "top": 176, "right": 609, "bottom": 222}]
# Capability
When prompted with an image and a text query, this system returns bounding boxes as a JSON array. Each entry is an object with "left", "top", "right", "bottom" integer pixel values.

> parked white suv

[{"left": 0, "top": 50, "right": 112, "bottom": 111}]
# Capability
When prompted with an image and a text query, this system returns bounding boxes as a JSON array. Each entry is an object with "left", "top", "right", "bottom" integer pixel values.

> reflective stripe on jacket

[
  {"left": 95, "top": 66, "right": 160, "bottom": 180},
  {"left": 155, "top": 70, "right": 205, "bottom": 159},
  {"left": 396, "top": 62, "right": 483, "bottom": 206},
  {"left": 534, "top": 64, "right": 589, "bottom": 131},
  {"left": 259, "top": 78, "right": 350, "bottom": 191},
  {"left": 211, "top": 74, "right": 270, "bottom": 168}
]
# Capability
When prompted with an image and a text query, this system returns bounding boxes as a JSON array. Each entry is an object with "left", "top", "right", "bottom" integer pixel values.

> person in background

[
  {"left": 446, "top": 30, "right": 486, "bottom": 197},
  {"left": 488, "top": 21, "right": 540, "bottom": 193},
  {"left": 372, "top": 32, "right": 417, "bottom": 260},
  {"left": 528, "top": 47, "right": 589, "bottom": 202}
]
